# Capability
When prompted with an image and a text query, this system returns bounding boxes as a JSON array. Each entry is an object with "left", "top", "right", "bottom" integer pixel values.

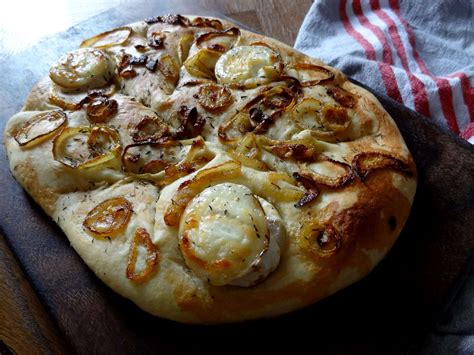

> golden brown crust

[
  {"left": 12, "top": 159, "right": 59, "bottom": 216},
  {"left": 4, "top": 15, "right": 417, "bottom": 323}
]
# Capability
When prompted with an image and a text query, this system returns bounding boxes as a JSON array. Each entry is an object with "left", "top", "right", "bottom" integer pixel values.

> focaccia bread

[{"left": 4, "top": 15, "right": 417, "bottom": 323}]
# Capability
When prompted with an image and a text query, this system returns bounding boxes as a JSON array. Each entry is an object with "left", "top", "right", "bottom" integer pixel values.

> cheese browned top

[{"left": 4, "top": 14, "right": 417, "bottom": 323}]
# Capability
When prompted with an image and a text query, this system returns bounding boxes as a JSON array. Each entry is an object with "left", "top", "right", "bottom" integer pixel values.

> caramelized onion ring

[
  {"left": 301, "top": 223, "right": 342, "bottom": 257},
  {"left": 157, "top": 138, "right": 215, "bottom": 186},
  {"left": 351, "top": 151, "right": 413, "bottom": 181},
  {"left": 86, "top": 97, "right": 118, "bottom": 123},
  {"left": 183, "top": 48, "right": 221, "bottom": 80},
  {"left": 158, "top": 55, "right": 180, "bottom": 83},
  {"left": 218, "top": 86, "right": 296, "bottom": 142},
  {"left": 320, "top": 105, "right": 350, "bottom": 132},
  {"left": 197, "top": 84, "right": 233, "bottom": 112},
  {"left": 122, "top": 137, "right": 214, "bottom": 185},
  {"left": 126, "top": 227, "right": 159, "bottom": 283},
  {"left": 191, "top": 17, "right": 223, "bottom": 30},
  {"left": 326, "top": 86, "right": 357, "bottom": 108},
  {"left": 227, "top": 133, "right": 268, "bottom": 171},
  {"left": 83, "top": 197, "right": 132, "bottom": 237},
  {"left": 14, "top": 110, "right": 67, "bottom": 148},
  {"left": 80, "top": 27, "right": 132, "bottom": 49},
  {"left": 178, "top": 34, "right": 195, "bottom": 63},
  {"left": 49, "top": 83, "right": 116, "bottom": 111},
  {"left": 53, "top": 125, "right": 121, "bottom": 169},
  {"left": 121, "top": 137, "right": 177, "bottom": 174},
  {"left": 257, "top": 135, "right": 322, "bottom": 161},
  {"left": 249, "top": 41, "right": 278, "bottom": 52},
  {"left": 292, "top": 63, "right": 335, "bottom": 87},
  {"left": 131, "top": 116, "right": 169, "bottom": 143},
  {"left": 269, "top": 143, "right": 318, "bottom": 162},
  {"left": 293, "top": 172, "right": 320, "bottom": 208},
  {"left": 252, "top": 171, "right": 303, "bottom": 203},
  {"left": 291, "top": 98, "right": 350, "bottom": 137},
  {"left": 164, "top": 160, "right": 241, "bottom": 227},
  {"left": 293, "top": 158, "right": 354, "bottom": 207},
  {"left": 196, "top": 27, "right": 241, "bottom": 52}
]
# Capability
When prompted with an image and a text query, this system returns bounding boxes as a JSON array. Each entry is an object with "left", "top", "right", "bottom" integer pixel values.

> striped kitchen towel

[{"left": 295, "top": 0, "right": 474, "bottom": 143}]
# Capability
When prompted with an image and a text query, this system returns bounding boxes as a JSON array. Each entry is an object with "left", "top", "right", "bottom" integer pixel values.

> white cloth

[{"left": 294, "top": 0, "right": 474, "bottom": 143}]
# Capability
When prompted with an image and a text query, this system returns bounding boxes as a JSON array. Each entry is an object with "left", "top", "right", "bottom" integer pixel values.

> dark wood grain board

[{"left": 1, "top": 2, "right": 473, "bottom": 354}]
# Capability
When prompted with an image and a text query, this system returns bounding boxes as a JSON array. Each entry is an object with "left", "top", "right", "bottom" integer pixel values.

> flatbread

[{"left": 4, "top": 15, "right": 417, "bottom": 323}]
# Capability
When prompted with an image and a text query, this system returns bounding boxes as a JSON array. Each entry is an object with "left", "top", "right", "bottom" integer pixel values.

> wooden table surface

[{"left": 0, "top": 1, "right": 313, "bottom": 353}]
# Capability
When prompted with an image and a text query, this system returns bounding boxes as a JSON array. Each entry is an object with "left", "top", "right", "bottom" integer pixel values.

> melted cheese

[
  {"left": 178, "top": 183, "right": 282, "bottom": 286},
  {"left": 230, "top": 196, "right": 284, "bottom": 287},
  {"left": 215, "top": 46, "right": 282, "bottom": 88},
  {"left": 49, "top": 48, "right": 113, "bottom": 89}
]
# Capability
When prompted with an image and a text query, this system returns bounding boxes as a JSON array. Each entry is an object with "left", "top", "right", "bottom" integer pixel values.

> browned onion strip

[
  {"left": 326, "top": 86, "right": 357, "bottom": 108},
  {"left": 80, "top": 27, "right": 132, "bottom": 49},
  {"left": 14, "top": 110, "right": 67, "bottom": 147},
  {"left": 252, "top": 171, "right": 303, "bottom": 203},
  {"left": 320, "top": 105, "right": 350, "bottom": 132},
  {"left": 257, "top": 135, "right": 322, "bottom": 161},
  {"left": 178, "top": 34, "right": 195, "bottom": 64},
  {"left": 262, "top": 89, "right": 294, "bottom": 109},
  {"left": 241, "top": 86, "right": 295, "bottom": 112},
  {"left": 83, "top": 197, "right": 132, "bottom": 238},
  {"left": 197, "top": 84, "right": 233, "bottom": 112},
  {"left": 119, "top": 68, "right": 137, "bottom": 79},
  {"left": 157, "top": 55, "right": 179, "bottom": 83},
  {"left": 164, "top": 160, "right": 241, "bottom": 227},
  {"left": 144, "top": 15, "right": 223, "bottom": 30},
  {"left": 126, "top": 227, "right": 160, "bottom": 283},
  {"left": 292, "top": 63, "right": 335, "bottom": 87},
  {"left": 174, "top": 106, "right": 206, "bottom": 140},
  {"left": 119, "top": 53, "right": 177, "bottom": 80},
  {"left": 135, "top": 44, "right": 147, "bottom": 52},
  {"left": 49, "top": 83, "right": 116, "bottom": 111},
  {"left": 191, "top": 17, "right": 223, "bottom": 30},
  {"left": 87, "top": 126, "right": 120, "bottom": 155},
  {"left": 227, "top": 133, "right": 268, "bottom": 171},
  {"left": 183, "top": 48, "right": 221, "bottom": 80},
  {"left": 305, "top": 158, "right": 355, "bottom": 188},
  {"left": 227, "top": 150, "right": 268, "bottom": 171},
  {"left": 249, "top": 41, "right": 278, "bottom": 52},
  {"left": 351, "top": 151, "right": 413, "bottom": 181},
  {"left": 157, "top": 158, "right": 204, "bottom": 187},
  {"left": 293, "top": 172, "right": 320, "bottom": 208},
  {"left": 291, "top": 98, "right": 351, "bottom": 138},
  {"left": 181, "top": 79, "right": 213, "bottom": 87},
  {"left": 122, "top": 136, "right": 213, "bottom": 182},
  {"left": 293, "top": 158, "right": 354, "bottom": 207},
  {"left": 131, "top": 116, "right": 169, "bottom": 143},
  {"left": 145, "top": 14, "right": 191, "bottom": 26},
  {"left": 217, "top": 86, "right": 296, "bottom": 142},
  {"left": 53, "top": 126, "right": 121, "bottom": 169},
  {"left": 86, "top": 96, "right": 118, "bottom": 123},
  {"left": 269, "top": 143, "right": 318, "bottom": 162},
  {"left": 278, "top": 75, "right": 303, "bottom": 96},
  {"left": 121, "top": 137, "right": 177, "bottom": 174},
  {"left": 196, "top": 27, "right": 241, "bottom": 52},
  {"left": 218, "top": 110, "right": 275, "bottom": 143},
  {"left": 249, "top": 108, "right": 274, "bottom": 134},
  {"left": 217, "top": 113, "right": 248, "bottom": 143},
  {"left": 148, "top": 32, "right": 166, "bottom": 49},
  {"left": 157, "top": 137, "right": 215, "bottom": 186}
]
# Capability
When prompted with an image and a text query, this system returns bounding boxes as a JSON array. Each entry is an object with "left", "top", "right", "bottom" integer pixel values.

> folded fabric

[{"left": 295, "top": 0, "right": 474, "bottom": 143}]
